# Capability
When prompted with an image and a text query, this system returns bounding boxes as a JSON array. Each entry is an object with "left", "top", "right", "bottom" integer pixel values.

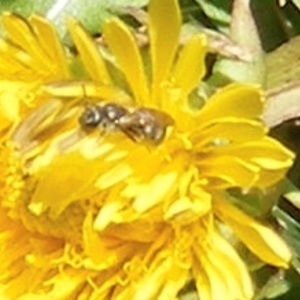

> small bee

[{"left": 79, "top": 103, "right": 174, "bottom": 145}]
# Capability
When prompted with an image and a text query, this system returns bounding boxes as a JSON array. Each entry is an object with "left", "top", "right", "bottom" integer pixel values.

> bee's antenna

[{"left": 80, "top": 82, "right": 90, "bottom": 107}]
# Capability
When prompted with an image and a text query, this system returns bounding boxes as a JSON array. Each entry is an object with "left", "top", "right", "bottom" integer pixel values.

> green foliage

[
  {"left": 194, "top": 0, "right": 231, "bottom": 30},
  {"left": 266, "top": 36, "right": 300, "bottom": 89},
  {"left": 0, "top": 0, "right": 54, "bottom": 16}
]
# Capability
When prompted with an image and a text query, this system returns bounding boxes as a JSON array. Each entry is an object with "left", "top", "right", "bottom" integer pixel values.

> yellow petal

[
  {"left": 11, "top": 98, "right": 63, "bottom": 149},
  {"left": 199, "top": 156, "right": 259, "bottom": 188},
  {"left": 30, "top": 15, "right": 69, "bottom": 79},
  {"left": 68, "top": 19, "right": 111, "bottom": 85},
  {"left": 0, "top": 39, "right": 35, "bottom": 81},
  {"left": 127, "top": 169, "right": 178, "bottom": 213},
  {"left": 172, "top": 34, "right": 207, "bottom": 95},
  {"left": 192, "top": 118, "right": 266, "bottom": 147},
  {"left": 104, "top": 19, "right": 149, "bottom": 105},
  {"left": 37, "top": 272, "right": 86, "bottom": 300},
  {"left": 42, "top": 80, "right": 130, "bottom": 102},
  {"left": 0, "top": 81, "right": 21, "bottom": 130},
  {"left": 83, "top": 212, "right": 135, "bottom": 268},
  {"left": 257, "top": 137, "right": 295, "bottom": 165},
  {"left": 94, "top": 201, "right": 124, "bottom": 231},
  {"left": 210, "top": 136, "right": 294, "bottom": 165},
  {"left": 258, "top": 168, "right": 291, "bottom": 187},
  {"left": 123, "top": 252, "right": 188, "bottom": 300},
  {"left": 95, "top": 162, "right": 132, "bottom": 189},
  {"left": 103, "top": 221, "right": 164, "bottom": 243},
  {"left": 149, "top": 0, "right": 181, "bottom": 86},
  {"left": 193, "top": 271, "right": 211, "bottom": 300},
  {"left": 194, "top": 244, "right": 231, "bottom": 300},
  {"left": 2, "top": 13, "right": 53, "bottom": 75},
  {"left": 29, "top": 151, "right": 105, "bottom": 219},
  {"left": 215, "top": 197, "right": 292, "bottom": 268},
  {"left": 194, "top": 229, "right": 253, "bottom": 300},
  {"left": 164, "top": 195, "right": 211, "bottom": 223},
  {"left": 199, "top": 84, "right": 264, "bottom": 123},
  {"left": 210, "top": 232, "right": 253, "bottom": 299},
  {"left": 207, "top": 137, "right": 294, "bottom": 187}
]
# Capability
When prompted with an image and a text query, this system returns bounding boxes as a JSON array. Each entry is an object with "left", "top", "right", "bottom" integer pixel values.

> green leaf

[
  {"left": 266, "top": 37, "right": 300, "bottom": 89},
  {"left": 228, "top": 183, "right": 285, "bottom": 218},
  {"left": 252, "top": 0, "right": 293, "bottom": 52},
  {"left": 194, "top": 0, "right": 231, "bottom": 30},
  {"left": 210, "top": 0, "right": 265, "bottom": 86},
  {"left": 0, "top": 0, "right": 54, "bottom": 16},
  {"left": 101, "top": 0, "right": 148, "bottom": 8},
  {"left": 273, "top": 207, "right": 300, "bottom": 263},
  {"left": 254, "top": 270, "right": 290, "bottom": 300},
  {"left": 270, "top": 207, "right": 300, "bottom": 299}
]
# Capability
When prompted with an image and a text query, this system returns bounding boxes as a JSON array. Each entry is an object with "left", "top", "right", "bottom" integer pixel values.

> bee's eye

[{"left": 79, "top": 105, "right": 102, "bottom": 130}]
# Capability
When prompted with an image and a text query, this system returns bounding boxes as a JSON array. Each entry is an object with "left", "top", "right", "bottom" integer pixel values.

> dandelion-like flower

[{"left": 0, "top": 0, "right": 295, "bottom": 299}]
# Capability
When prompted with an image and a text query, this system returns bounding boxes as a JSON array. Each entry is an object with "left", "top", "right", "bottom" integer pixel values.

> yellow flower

[
  {"left": 0, "top": 0, "right": 295, "bottom": 299},
  {"left": 0, "top": 13, "right": 69, "bottom": 132}
]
